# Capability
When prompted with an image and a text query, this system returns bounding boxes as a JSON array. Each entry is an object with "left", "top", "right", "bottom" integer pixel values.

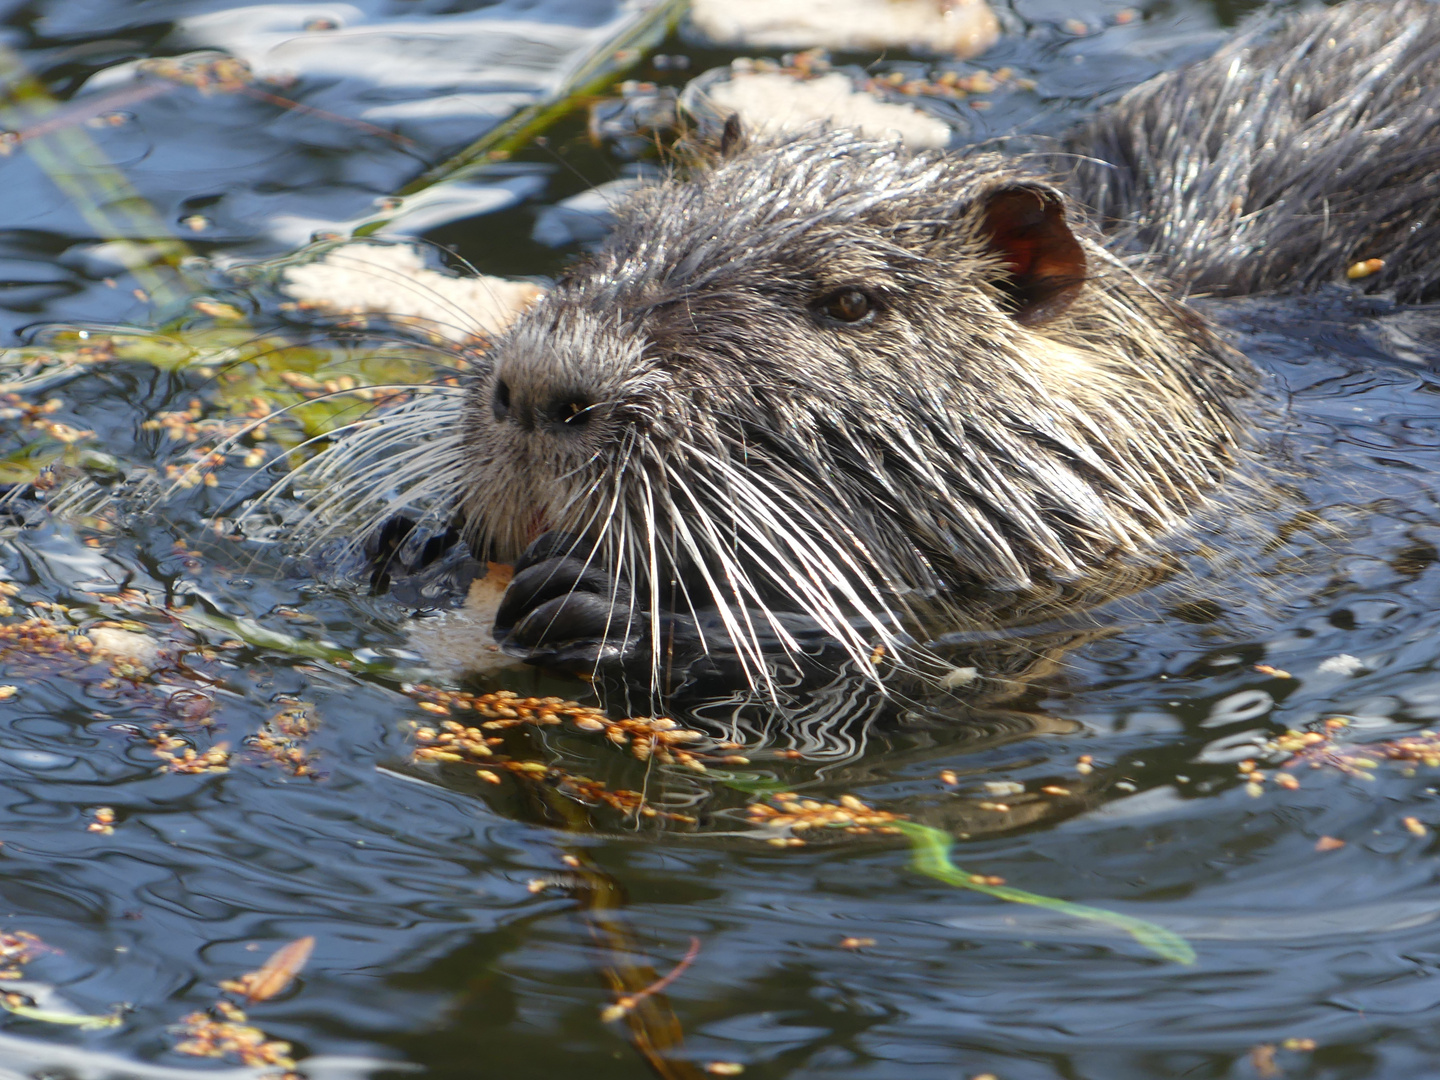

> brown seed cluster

[
  {"left": 0, "top": 588, "right": 313, "bottom": 784},
  {"left": 560, "top": 774, "right": 698, "bottom": 823},
  {"left": 1367, "top": 729, "right": 1440, "bottom": 768},
  {"left": 1242, "top": 720, "right": 1440, "bottom": 795},
  {"left": 405, "top": 686, "right": 732, "bottom": 769},
  {"left": 0, "top": 569, "right": 330, "bottom": 836},
  {"left": 138, "top": 55, "right": 256, "bottom": 93},
  {"left": 276, "top": 370, "right": 392, "bottom": 402},
  {"left": 150, "top": 731, "right": 231, "bottom": 774},
  {"left": 744, "top": 793, "right": 906, "bottom": 846},
  {"left": 163, "top": 453, "right": 226, "bottom": 489},
  {"left": 0, "top": 616, "right": 77, "bottom": 659},
  {"left": 174, "top": 1003, "right": 297, "bottom": 1073},
  {"left": 247, "top": 704, "right": 320, "bottom": 776},
  {"left": 0, "top": 337, "right": 114, "bottom": 380},
  {"left": 0, "top": 595, "right": 243, "bottom": 776},
  {"left": 1236, "top": 757, "right": 1299, "bottom": 796},
  {"left": 411, "top": 719, "right": 500, "bottom": 762},
  {"left": 409, "top": 719, "right": 699, "bottom": 824},
  {"left": 0, "top": 393, "right": 94, "bottom": 444},
  {"left": 730, "top": 48, "right": 1037, "bottom": 104},
  {"left": 1269, "top": 719, "right": 1425, "bottom": 778},
  {"left": 864, "top": 64, "right": 1034, "bottom": 100},
  {"left": 408, "top": 685, "right": 608, "bottom": 725},
  {"left": 144, "top": 398, "right": 255, "bottom": 445},
  {"left": 0, "top": 930, "right": 49, "bottom": 979},
  {"left": 597, "top": 714, "right": 710, "bottom": 768},
  {"left": 146, "top": 397, "right": 277, "bottom": 488},
  {"left": 175, "top": 938, "right": 313, "bottom": 1074}
]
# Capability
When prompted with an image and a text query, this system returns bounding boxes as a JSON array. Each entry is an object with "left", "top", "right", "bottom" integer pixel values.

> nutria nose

[{"left": 491, "top": 378, "right": 595, "bottom": 431}]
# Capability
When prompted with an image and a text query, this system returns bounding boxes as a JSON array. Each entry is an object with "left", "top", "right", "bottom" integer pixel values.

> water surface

[{"left": 3, "top": 2, "right": 1440, "bottom": 1079}]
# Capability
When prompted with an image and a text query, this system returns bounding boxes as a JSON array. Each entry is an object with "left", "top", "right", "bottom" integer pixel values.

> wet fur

[
  {"left": 1067, "top": 0, "right": 1440, "bottom": 300},
  {"left": 311, "top": 0, "right": 1440, "bottom": 692},
  {"left": 460, "top": 137, "right": 1252, "bottom": 684}
]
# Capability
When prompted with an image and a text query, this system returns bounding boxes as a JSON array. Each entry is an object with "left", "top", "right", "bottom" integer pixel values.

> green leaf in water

[
  {"left": 0, "top": 443, "right": 64, "bottom": 486},
  {"left": 167, "top": 605, "right": 429, "bottom": 681},
  {"left": 893, "top": 820, "right": 1196, "bottom": 965},
  {"left": 0, "top": 994, "right": 125, "bottom": 1029},
  {"left": 703, "top": 771, "right": 794, "bottom": 793}
]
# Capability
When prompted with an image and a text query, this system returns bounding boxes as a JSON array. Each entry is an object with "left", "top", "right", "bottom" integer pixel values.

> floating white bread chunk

[
  {"left": 87, "top": 627, "right": 164, "bottom": 667},
  {"left": 405, "top": 570, "right": 529, "bottom": 679},
  {"left": 703, "top": 71, "right": 953, "bottom": 148},
  {"left": 281, "top": 242, "right": 543, "bottom": 344},
  {"left": 689, "top": 0, "right": 999, "bottom": 57}
]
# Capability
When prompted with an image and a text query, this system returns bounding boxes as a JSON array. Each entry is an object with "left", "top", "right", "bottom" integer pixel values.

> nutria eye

[{"left": 819, "top": 288, "right": 875, "bottom": 324}]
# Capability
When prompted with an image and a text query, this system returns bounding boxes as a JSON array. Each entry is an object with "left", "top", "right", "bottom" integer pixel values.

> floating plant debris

[{"left": 218, "top": 937, "right": 315, "bottom": 1004}]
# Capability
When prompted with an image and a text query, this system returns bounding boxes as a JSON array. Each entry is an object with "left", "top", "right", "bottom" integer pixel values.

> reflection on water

[{"left": 2, "top": 0, "right": 1440, "bottom": 1078}]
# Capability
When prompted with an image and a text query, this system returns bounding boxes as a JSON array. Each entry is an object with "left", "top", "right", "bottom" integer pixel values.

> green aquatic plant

[{"left": 895, "top": 819, "right": 1196, "bottom": 965}]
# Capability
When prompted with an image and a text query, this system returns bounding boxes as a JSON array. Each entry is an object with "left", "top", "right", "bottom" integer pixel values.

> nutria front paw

[{"left": 493, "top": 534, "right": 651, "bottom": 672}]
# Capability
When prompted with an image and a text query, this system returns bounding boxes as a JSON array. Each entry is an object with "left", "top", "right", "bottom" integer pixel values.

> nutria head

[{"left": 456, "top": 128, "right": 1254, "bottom": 682}]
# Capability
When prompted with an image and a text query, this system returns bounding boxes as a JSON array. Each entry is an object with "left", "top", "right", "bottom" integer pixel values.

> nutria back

[{"left": 1067, "top": 0, "right": 1440, "bottom": 301}]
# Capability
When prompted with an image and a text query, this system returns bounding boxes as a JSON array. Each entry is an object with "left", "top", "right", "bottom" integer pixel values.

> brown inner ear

[{"left": 978, "top": 185, "right": 1087, "bottom": 326}]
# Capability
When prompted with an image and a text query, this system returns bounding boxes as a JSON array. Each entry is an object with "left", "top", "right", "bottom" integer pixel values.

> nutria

[{"left": 338, "top": 0, "right": 1440, "bottom": 696}]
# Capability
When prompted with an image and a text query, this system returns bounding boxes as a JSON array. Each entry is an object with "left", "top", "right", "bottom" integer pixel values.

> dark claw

[
  {"left": 494, "top": 556, "right": 630, "bottom": 637},
  {"left": 508, "top": 592, "right": 645, "bottom": 669},
  {"left": 492, "top": 532, "right": 645, "bottom": 674},
  {"left": 367, "top": 515, "right": 417, "bottom": 592},
  {"left": 509, "top": 591, "right": 635, "bottom": 649},
  {"left": 492, "top": 530, "right": 838, "bottom": 689}
]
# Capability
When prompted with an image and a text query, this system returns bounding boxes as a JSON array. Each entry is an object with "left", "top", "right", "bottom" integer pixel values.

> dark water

[{"left": 3, "top": 1, "right": 1440, "bottom": 1079}]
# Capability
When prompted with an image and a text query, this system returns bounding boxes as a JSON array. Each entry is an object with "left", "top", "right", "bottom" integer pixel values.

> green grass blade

[
  {"left": 387, "top": 0, "right": 687, "bottom": 201},
  {"left": 0, "top": 996, "right": 125, "bottom": 1029},
  {"left": 0, "top": 44, "right": 194, "bottom": 309},
  {"left": 894, "top": 820, "right": 1196, "bottom": 965}
]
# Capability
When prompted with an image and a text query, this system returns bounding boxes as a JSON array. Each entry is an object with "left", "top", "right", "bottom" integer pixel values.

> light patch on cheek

[
  {"left": 1020, "top": 335, "right": 1135, "bottom": 402},
  {"left": 1026, "top": 336, "right": 1105, "bottom": 380}
]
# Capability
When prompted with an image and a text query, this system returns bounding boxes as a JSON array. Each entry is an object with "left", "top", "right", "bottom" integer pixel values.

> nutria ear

[
  {"left": 719, "top": 113, "right": 747, "bottom": 157},
  {"left": 977, "top": 185, "right": 1087, "bottom": 326}
]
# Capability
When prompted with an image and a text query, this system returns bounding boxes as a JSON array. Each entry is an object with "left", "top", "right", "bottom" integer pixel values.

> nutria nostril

[
  {"left": 491, "top": 379, "right": 511, "bottom": 422},
  {"left": 547, "top": 397, "right": 594, "bottom": 427}
]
